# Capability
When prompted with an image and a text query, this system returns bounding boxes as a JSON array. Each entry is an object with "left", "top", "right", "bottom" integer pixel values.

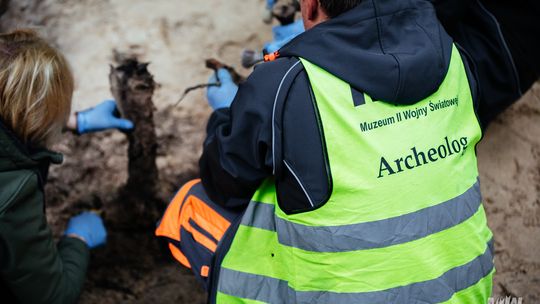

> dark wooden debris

[{"left": 109, "top": 53, "right": 160, "bottom": 224}]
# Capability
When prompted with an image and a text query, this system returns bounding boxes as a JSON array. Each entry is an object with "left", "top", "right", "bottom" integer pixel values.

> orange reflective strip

[
  {"left": 182, "top": 220, "right": 218, "bottom": 252},
  {"left": 189, "top": 196, "right": 231, "bottom": 241},
  {"left": 155, "top": 179, "right": 201, "bottom": 241},
  {"left": 193, "top": 213, "right": 225, "bottom": 242},
  {"left": 168, "top": 243, "right": 191, "bottom": 269},
  {"left": 201, "top": 265, "right": 210, "bottom": 277}
]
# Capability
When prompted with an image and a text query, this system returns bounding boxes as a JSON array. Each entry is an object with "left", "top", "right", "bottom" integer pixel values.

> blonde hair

[{"left": 0, "top": 29, "right": 73, "bottom": 147}]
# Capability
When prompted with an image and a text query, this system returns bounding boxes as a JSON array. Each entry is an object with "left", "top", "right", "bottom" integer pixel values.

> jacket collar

[{"left": 0, "top": 118, "right": 63, "bottom": 176}]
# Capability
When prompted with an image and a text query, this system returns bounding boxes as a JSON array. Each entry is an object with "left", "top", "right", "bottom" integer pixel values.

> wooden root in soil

[{"left": 109, "top": 55, "right": 160, "bottom": 224}]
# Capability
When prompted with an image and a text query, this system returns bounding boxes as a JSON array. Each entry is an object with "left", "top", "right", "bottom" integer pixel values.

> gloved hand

[
  {"left": 207, "top": 69, "right": 239, "bottom": 110},
  {"left": 64, "top": 212, "right": 107, "bottom": 249},
  {"left": 77, "top": 99, "right": 134, "bottom": 134},
  {"left": 264, "top": 19, "right": 305, "bottom": 53},
  {"left": 267, "top": 0, "right": 276, "bottom": 9}
]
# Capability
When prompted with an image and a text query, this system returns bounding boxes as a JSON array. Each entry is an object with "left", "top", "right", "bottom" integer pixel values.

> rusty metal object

[
  {"left": 176, "top": 58, "right": 245, "bottom": 105},
  {"left": 205, "top": 58, "right": 245, "bottom": 85}
]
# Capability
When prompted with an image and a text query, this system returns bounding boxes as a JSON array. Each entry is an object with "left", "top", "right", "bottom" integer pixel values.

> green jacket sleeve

[{"left": 0, "top": 171, "right": 90, "bottom": 304}]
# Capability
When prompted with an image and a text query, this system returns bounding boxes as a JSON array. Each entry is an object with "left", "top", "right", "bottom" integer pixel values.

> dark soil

[{"left": 45, "top": 106, "right": 208, "bottom": 304}]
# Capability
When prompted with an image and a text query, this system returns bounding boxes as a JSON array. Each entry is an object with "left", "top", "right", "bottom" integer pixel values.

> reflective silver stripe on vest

[
  {"left": 242, "top": 180, "right": 481, "bottom": 252},
  {"left": 218, "top": 240, "right": 494, "bottom": 304}
]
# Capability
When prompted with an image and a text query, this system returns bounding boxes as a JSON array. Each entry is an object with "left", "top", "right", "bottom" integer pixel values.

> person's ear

[
  {"left": 304, "top": 0, "right": 318, "bottom": 21},
  {"left": 301, "top": 0, "right": 321, "bottom": 29}
]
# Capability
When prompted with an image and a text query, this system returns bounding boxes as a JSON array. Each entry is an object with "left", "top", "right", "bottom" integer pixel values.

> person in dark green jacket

[{"left": 0, "top": 30, "right": 133, "bottom": 303}]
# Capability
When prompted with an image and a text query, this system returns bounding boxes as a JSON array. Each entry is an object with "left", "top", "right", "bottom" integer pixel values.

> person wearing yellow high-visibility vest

[{"left": 156, "top": 0, "right": 539, "bottom": 303}]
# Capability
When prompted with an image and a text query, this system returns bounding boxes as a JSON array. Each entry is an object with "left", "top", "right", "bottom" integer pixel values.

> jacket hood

[
  {"left": 0, "top": 119, "right": 62, "bottom": 174},
  {"left": 279, "top": 0, "right": 453, "bottom": 105}
]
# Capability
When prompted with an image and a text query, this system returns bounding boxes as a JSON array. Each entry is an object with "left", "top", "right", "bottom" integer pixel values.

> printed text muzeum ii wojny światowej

[{"left": 356, "top": 97, "right": 467, "bottom": 178}]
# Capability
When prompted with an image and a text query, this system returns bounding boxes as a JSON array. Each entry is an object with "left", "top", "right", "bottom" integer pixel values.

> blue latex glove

[
  {"left": 267, "top": 0, "right": 276, "bottom": 9},
  {"left": 207, "top": 69, "right": 239, "bottom": 110},
  {"left": 264, "top": 19, "right": 305, "bottom": 53},
  {"left": 65, "top": 212, "right": 107, "bottom": 249},
  {"left": 77, "top": 99, "right": 134, "bottom": 134}
]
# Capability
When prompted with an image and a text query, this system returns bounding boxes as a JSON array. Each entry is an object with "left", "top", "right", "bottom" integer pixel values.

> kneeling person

[{"left": 154, "top": 0, "right": 523, "bottom": 302}]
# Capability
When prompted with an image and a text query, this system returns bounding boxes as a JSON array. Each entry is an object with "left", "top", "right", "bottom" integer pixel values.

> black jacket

[
  {"left": 432, "top": 0, "right": 540, "bottom": 125},
  {"left": 199, "top": 0, "right": 539, "bottom": 212}
]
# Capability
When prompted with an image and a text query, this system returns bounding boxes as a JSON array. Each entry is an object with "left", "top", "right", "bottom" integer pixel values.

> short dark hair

[{"left": 320, "top": 0, "right": 362, "bottom": 17}]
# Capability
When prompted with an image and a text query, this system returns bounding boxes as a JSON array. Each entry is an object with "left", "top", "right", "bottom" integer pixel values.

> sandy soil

[
  {"left": 1, "top": 1, "right": 539, "bottom": 303},
  {"left": 478, "top": 84, "right": 540, "bottom": 302}
]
